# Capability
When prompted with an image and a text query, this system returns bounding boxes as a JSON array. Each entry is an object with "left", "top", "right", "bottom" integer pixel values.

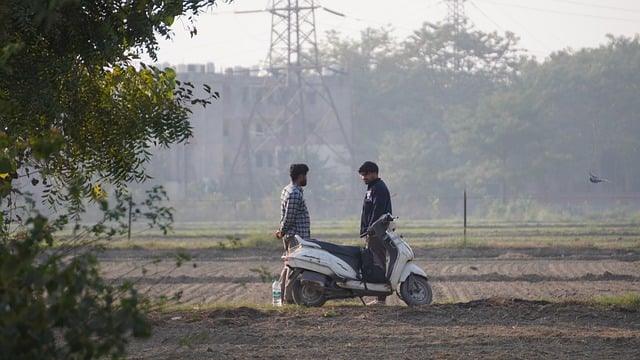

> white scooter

[{"left": 282, "top": 213, "right": 432, "bottom": 307}]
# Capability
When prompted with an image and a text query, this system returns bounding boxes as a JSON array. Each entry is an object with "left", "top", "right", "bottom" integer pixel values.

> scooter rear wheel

[
  {"left": 399, "top": 274, "right": 433, "bottom": 306},
  {"left": 291, "top": 276, "right": 326, "bottom": 307}
]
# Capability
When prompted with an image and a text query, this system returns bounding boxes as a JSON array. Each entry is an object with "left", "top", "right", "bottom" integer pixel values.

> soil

[{"left": 97, "top": 247, "right": 640, "bottom": 359}]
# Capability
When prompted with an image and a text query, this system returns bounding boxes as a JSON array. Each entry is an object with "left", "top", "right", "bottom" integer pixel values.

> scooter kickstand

[{"left": 358, "top": 297, "right": 367, "bottom": 306}]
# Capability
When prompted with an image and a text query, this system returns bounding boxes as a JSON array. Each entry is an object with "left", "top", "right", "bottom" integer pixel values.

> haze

[
  {"left": 152, "top": 0, "right": 640, "bottom": 67},
  {"left": 139, "top": 0, "right": 640, "bottom": 224}
]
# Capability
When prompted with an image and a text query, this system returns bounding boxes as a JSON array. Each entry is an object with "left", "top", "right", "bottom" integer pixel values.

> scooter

[{"left": 282, "top": 213, "right": 433, "bottom": 307}]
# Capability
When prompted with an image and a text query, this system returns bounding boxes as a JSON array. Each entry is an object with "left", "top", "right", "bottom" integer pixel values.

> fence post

[
  {"left": 463, "top": 189, "right": 467, "bottom": 246},
  {"left": 128, "top": 196, "right": 132, "bottom": 241}
]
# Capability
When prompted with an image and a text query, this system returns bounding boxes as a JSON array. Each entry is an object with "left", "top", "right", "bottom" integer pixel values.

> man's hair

[
  {"left": 289, "top": 163, "right": 309, "bottom": 180},
  {"left": 358, "top": 161, "right": 378, "bottom": 174}
]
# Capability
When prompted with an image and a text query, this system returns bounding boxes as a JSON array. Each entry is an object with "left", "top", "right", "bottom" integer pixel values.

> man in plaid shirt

[
  {"left": 275, "top": 163, "right": 310, "bottom": 304},
  {"left": 276, "top": 163, "right": 310, "bottom": 246}
]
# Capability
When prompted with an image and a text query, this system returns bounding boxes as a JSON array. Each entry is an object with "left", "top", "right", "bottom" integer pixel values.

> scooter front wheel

[
  {"left": 291, "top": 276, "right": 326, "bottom": 307},
  {"left": 400, "top": 274, "right": 433, "bottom": 306}
]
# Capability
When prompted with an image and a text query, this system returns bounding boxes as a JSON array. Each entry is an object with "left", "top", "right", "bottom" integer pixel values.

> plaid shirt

[{"left": 279, "top": 183, "right": 310, "bottom": 239}]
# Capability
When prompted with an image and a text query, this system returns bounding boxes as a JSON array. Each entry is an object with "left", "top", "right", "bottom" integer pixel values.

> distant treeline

[{"left": 318, "top": 24, "right": 639, "bottom": 207}]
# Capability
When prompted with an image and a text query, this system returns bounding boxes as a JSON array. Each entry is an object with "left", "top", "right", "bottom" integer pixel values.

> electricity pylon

[
  {"left": 446, "top": 0, "right": 467, "bottom": 34},
  {"left": 227, "top": 0, "right": 353, "bottom": 201},
  {"left": 446, "top": 0, "right": 468, "bottom": 72}
]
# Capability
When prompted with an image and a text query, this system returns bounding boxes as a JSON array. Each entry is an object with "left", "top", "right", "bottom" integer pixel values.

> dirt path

[{"left": 126, "top": 298, "right": 640, "bottom": 359}]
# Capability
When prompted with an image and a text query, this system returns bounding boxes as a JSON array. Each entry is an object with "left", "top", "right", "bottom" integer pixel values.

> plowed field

[{"left": 99, "top": 247, "right": 640, "bottom": 359}]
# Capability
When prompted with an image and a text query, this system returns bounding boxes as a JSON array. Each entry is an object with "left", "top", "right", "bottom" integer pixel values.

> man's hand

[{"left": 275, "top": 230, "right": 283, "bottom": 239}]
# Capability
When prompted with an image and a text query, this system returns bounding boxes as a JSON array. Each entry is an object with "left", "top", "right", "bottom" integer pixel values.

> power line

[
  {"left": 468, "top": 0, "right": 556, "bottom": 55},
  {"left": 314, "top": 0, "right": 442, "bottom": 35},
  {"left": 554, "top": 0, "right": 640, "bottom": 14},
  {"left": 479, "top": 0, "right": 640, "bottom": 23},
  {"left": 468, "top": 0, "right": 504, "bottom": 32}
]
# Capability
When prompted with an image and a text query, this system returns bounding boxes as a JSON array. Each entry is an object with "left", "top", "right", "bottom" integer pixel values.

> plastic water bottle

[{"left": 272, "top": 279, "right": 282, "bottom": 306}]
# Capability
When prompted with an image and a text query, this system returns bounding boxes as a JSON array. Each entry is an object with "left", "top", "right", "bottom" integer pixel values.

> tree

[
  {"left": 1, "top": 0, "right": 222, "bottom": 357},
  {"left": 397, "top": 21, "right": 521, "bottom": 122},
  {"left": 447, "top": 35, "right": 640, "bottom": 200},
  {"left": 318, "top": 22, "right": 523, "bottom": 213},
  {"left": 320, "top": 27, "right": 403, "bottom": 160},
  {"left": 378, "top": 22, "right": 523, "bottom": 203},
  {"left": 444, "top": 86, "right": 545, "bottom": 202},
  {"left": 1, "top": 0, "right": 219, "bottom": 206},
  {"left": 528, "top": 36, "right": 640, "bottom": 194}
]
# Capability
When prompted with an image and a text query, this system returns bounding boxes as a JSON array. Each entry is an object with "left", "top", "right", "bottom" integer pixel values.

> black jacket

[{"left": 360, "top": 178, "right": 392, "bottom": 236}]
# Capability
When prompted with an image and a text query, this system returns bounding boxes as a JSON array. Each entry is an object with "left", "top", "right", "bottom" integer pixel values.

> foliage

[
  {"left": 320, "top": 27, "right": 402, "bottom": 160},
  {"left": 526, "top": 36, "right": 640, "bottom": 194},
  {"left": 1, "top": 0, "right": 221, "bottom": 209},
  {"left": 399, "top": 21, "right": 520, "bottom": 100},
  {"left": 249, "top": 265, "right": 274, "bottom": 283},
  {"left": 377, "top": 130, "right": 449, "bottom": 198},
  {"left": 443, "top": 85, "right": 545, "bottom": 198},
  {"left": 320, "top": 23, "right": 640, "bottom": 215},
  {"left": 443, "top": 35, "right": 640, "bottom": 199},
  {"left": 0, "top": 243, "right": 150, "bottom": 358},
  {"left": 0, "top": 188, "right": 178, "bottom": 358},
  {"left": 1, "top": 0, "right": 225, "bottom": 358},
  {"left": 320, "top": 22, "right": 523, "bottom": 201}
]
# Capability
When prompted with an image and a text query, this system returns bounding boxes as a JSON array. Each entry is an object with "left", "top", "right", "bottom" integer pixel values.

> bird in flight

[{"left": 589, "top": 172, "right": 610, "bottom": 184}]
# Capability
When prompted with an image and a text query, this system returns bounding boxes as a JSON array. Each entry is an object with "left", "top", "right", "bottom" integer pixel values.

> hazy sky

[{"left": 151, "top": 0, "right": 640, "bottom": 69}]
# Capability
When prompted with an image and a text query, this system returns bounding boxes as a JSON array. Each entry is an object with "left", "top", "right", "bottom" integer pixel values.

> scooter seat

[
  {"left": 308, "top": 239, "right": 362, "bottom": 259},
  {"left": 307, "top": 239, "right": 363, "bottom": 275}
]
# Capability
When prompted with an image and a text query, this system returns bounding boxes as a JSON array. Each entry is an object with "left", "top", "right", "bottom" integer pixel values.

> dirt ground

[{"left": 97, "top": 247, "right": 640, "bottom": 359}]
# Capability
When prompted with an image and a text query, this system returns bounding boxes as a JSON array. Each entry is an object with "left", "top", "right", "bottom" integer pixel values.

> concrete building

[{"left": 148, "top": 63, "right": 353, "bottom": 211}]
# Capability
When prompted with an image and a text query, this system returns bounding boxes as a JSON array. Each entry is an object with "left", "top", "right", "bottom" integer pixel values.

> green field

[{"left": 102, "top": 219, "right": 640, "bottom": 250}]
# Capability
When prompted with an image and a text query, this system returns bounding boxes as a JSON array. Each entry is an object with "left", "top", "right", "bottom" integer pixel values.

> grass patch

[
  {"left": 587, "top": 293, "right": 640, "bottom": 310},
  {"left": 104, "top": 239, "right": 223, "bottom": 250},
  {"left": 153, "top": 299, "right": 374, "bottom": 315},
  {"left": 67, "top": 219, "right": 640, "bottom": 251},
  {"left": 240, "top": 234, "right": 282, "bottom": 250},
  {"left": 149, "top": 295, "right": 640, "bottom": 316}
]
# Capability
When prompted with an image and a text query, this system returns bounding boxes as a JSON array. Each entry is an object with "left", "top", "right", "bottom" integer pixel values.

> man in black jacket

[{"left": 358, "top": 161, "right": 392, "bottom": 305}]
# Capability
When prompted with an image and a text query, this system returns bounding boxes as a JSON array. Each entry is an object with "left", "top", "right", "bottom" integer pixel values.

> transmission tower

[
  {"left": 226, "top": 0, "right": 353, "bottom": 202},
  {"left": 446, "top": 0, "right": 467, "bottom": 34},
  {"left": 445, "top": 0, "right": 468, "bottom": 72}
]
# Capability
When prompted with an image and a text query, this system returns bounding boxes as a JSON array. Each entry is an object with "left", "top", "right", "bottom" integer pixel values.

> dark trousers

[
  {"left": 366, "top": 235, "right": 388, "bottom": 301},
  {"left": 278, "top": 235, "right": 299, "bottom": 304}
]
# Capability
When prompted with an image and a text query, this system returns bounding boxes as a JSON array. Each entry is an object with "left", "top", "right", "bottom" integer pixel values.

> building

[{"left": 147, "top": 63, "right": 353, "bottom": 219}]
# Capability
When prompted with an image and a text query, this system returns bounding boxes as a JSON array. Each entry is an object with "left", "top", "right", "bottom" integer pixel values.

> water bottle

[{"left": 272, "top": 279, "right": 282, "bottom": 306}]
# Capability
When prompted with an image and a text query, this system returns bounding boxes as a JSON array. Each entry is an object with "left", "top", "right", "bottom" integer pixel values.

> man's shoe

[{"left": 366, "top": 299, "right": 386, "bottom": 306}]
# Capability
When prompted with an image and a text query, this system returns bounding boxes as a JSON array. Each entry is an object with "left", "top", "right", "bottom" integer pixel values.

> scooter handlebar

[{"left": 363, "top": 213, "right": 396, "bottom": 237}]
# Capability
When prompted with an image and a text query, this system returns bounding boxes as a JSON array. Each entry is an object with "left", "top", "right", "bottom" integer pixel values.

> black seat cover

[
  {"left": 309, "top": 239, "right": 361, "bottom": 258},
  {"left": 308, "top": 239, "right": 362, "bottom": 274}
]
